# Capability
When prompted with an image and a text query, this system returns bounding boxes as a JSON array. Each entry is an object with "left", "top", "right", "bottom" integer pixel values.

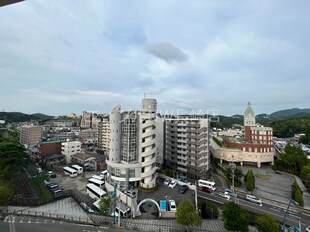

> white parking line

[{"left": 289, "top": 214, "right": 300, "bottom": 219}]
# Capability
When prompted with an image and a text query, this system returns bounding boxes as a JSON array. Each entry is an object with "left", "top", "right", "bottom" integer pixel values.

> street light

[{"left": 282, "top": 198, "right": 299, "bottom": 232}]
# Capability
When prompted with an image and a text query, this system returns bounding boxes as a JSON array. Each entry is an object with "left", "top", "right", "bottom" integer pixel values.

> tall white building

[
  {"left": 106, "top": 98, "right": 157, "bottom": 190},
  {"left": 98, "top": 116, "right": 110, "bottom": 151},
  {"left": 61, "top": 140, "right": 81, "bottom": 164}
]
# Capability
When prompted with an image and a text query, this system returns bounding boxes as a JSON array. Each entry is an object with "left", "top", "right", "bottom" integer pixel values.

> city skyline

[{"left": 0, "top": 0, "right": 310, "bottom": 116}]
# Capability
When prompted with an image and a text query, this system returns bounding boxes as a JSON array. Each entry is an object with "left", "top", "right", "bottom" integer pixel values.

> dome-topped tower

[{"left": 244, "top": 102, "right": 255, "bottom": 126}]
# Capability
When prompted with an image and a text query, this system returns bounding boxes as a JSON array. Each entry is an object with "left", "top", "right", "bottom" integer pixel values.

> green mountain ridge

[{"left": 0, "top": 112, "right": 53, "bottom": 122}]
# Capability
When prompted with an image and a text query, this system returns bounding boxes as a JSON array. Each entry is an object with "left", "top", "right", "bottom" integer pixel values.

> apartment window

[
  {"left": 129, "top": 169, "right": 135, "bottom": 178},
  {"left": 115, "top": 169, "right": 121, "bottom": 177}
]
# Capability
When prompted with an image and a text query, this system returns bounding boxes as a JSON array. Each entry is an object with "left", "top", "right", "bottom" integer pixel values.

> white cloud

[{"left": 0, "top": 0, "right": 309, "bottom": 115}]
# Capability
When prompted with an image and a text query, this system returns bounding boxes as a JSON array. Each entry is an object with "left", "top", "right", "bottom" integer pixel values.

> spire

[{"left": 244, "top": 102, "right": 255, "bottom": 126}]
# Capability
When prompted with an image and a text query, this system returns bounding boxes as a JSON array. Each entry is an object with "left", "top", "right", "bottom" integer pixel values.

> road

[
  {"left": 198, "top": 190, "right": 310, "bottom": 231},
  {"left": 0, "top": 215, "right": 134, "bottom": 232}
]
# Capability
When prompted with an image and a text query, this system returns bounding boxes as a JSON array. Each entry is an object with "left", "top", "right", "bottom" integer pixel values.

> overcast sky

[{"left": 0, "top": 0, "right": 309, "bottom": 116}]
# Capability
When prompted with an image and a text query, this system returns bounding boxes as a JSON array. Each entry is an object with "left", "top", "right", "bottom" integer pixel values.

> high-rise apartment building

[
  {"left": 80, "top": 111, "right": 101, "bottom": 129},
  {"left": 20, "top": 125, "right": 43, "bottom": 147},
  {"left": 165, "top": 117, "right": 210, "bottom": 179},
  {"left": 98, "top": 116, "right": 110, "bottom": 151},
  {"left": 106, "top": 98, "right": 157, "bottom": 190},
  {"left": 80, "top": 111, "right": 92, "bottom": 129}
]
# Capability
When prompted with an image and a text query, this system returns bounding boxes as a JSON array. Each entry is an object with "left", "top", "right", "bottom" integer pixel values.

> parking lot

[
  {"left": 137, "top": 177, "right": 195, "bottom": 218},
  {"left": 48, "top": 169, "right": 196, "bottom": 219},
  {"left": 50, "top": 168, "right": 101, "bottom": 195}
]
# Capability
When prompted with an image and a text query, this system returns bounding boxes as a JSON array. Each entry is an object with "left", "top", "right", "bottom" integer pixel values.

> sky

[{"left": 0, "top": 0, "right": 309, "bottom": 116}]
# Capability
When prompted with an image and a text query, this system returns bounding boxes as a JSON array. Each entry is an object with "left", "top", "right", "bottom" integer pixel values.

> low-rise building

[{"left": 61, "top": 140, "right": 81, "bottom": 164}]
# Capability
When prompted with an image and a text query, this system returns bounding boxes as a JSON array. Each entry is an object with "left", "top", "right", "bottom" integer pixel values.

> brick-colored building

[
  {"left": 213, "top": 102, "right": 274, "bottom": 168},
  {"left": 39, "top": 141, "right": 62, "bottom": 159}
]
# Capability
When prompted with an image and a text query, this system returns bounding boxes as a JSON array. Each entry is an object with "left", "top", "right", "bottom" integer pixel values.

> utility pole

[{"left": 230, "top": 157, "right": 236, "bottom": 203}]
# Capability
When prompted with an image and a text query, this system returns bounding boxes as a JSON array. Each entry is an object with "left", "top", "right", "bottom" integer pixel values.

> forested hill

[
  {"left": 269, "top": 118, "right": 310, "bottom": 139},
  {"left": 0, "top": 112, "right": 53, "bottom": 123},
  {"left": 270, "top": 108, "right": 310, "bottom": 119}
]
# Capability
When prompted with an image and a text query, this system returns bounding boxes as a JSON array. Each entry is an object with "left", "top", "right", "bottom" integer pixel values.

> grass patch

[
  {"left": 138, "top": 186, "right": 158, "bottom": 192},
  {"left": 29, "top": 175, "right": 53, "bottom": 203},
  {"left": 255, "top": 174, "right": 271, "bottom": 180}
]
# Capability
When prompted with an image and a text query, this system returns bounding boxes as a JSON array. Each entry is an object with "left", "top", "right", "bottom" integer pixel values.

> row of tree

[
  {"left": 301, "top": 165, "right": 310, "bottom": 190},
  {"left": 274, "top": 144, "right": 309, "bottom": 176},
  {"left": 0, "top": 129, "right": 28, "bottom": 205},
  {"left": 223, "top": 202, "right": 280, "bottom": 232},
  {"left": 292, "top": 181, "right": 304, "bottom": 207},
  {"left": 269, "top": 118, "right": 310, "bottom": 139},
  {"left": 244, "top": 170, "right": 255, "bottom": 192}
]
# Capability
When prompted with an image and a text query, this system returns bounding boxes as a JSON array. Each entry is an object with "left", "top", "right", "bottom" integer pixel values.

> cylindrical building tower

[
  {"left": 109, "top": 105, "right": 121, "bottom": 163},
  {"left": 139, "top": 98, "right": 157, "bottom": 188}
]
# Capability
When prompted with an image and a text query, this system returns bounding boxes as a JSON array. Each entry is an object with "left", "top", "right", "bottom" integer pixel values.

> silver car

[{"left": 246, "top": 194, "right": 262, "bottom": 206}]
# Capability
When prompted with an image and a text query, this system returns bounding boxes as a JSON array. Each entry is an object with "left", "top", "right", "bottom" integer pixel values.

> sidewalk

[
  {"left": 4, "top": 197, "right": 258, "bottom": 232},
  {"left": 292, "top": 175, "right": 310, "bottom": 210}
]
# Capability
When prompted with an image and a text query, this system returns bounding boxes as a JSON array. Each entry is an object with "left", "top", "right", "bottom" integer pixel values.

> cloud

[{"left": 146, "top": 42, "right": 188, "bottom": 63}]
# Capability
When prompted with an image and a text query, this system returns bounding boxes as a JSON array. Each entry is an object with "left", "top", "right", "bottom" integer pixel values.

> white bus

[
  {"left": 86, "top": 183, "right": 106, "bottom": 200},
  {"left": 100, "top": 170, "right": 109, "bottom": 179},
  {"left": 71, "top": 164, "right": 83, "bottom": 174},
  {"left": 197, "top": 179, "right": 217, "bottom": 191},
  {"left": 88, "top": 178, "right": 105, "bottom": 188},
  {"left": 92, "top": 175, "right": 105, "bottom": 182},
  {"left": 63, "top": 166, "right": 78, "bottom": 177}
]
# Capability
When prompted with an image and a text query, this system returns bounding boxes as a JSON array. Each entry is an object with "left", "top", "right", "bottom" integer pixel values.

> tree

[
  {"left": 294, "top": 189, "right": 304, "bottom": 207},
  {"left": 176, "top": 200, "right": 201, "bottom": 229},
  {"left": 0, "top": 184, "right": 13, "bottom": 205},
  {"left": 98, "top": 194, "right": 111, "bottom": 216},
  {"left": 255, "top": 215, "right": 280, "bottom": 232},
  {"left": 200, "top": 201, "right": 213, "bottom": 219},
  {"left": 0, "top": 140, "right": 27, "bottom": 183},
  {"left": 301, "top": 166, "right": 310, "bottom": 189},
  {"left": 278, "top": 145, "right": 310, "bottom": 175},
  {"left": 207, "top": 202, "right": 219, "bottom": 219},
  {"left": 225, "top": 166, "right": 243, "bottom": 187},
  {"left": 222, "top": 202, "right": 249, "bottom": 232},
  {"left": 165, "top": 169, "right": 173, "bottom": 178},
  {"left": 245, "top": 170, "right": 255, "bottom": 192}
]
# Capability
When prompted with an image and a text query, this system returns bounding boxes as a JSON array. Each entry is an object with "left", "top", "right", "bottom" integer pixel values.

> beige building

[
  {"left": 61, "top": 140, "right": 81, "bottom": 164},
  {"left": 80, "top": 111, "right": 92, "bottom": 129},
  {"left": 98, "top": 116, "right": 110, "bottom": 151},
  {"left": 20, "top": 126, "right": 42, "bottom": 147}
]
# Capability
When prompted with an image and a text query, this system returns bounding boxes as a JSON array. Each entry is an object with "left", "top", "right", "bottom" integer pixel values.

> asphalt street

[
  {"left": 198, "top": 190, "right": 310, "bottom": 231},
  {"left": 0, "top": 215, "right": 133, "bottom": 232}
]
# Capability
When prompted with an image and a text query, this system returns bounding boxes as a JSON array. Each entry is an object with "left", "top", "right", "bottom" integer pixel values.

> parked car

[
  {"left": 168, "top": 180, "right": 177, "bottom": 188},
  {"left": 179, "top": 185, "right": 188, "bottom": 194},
  {"left": 169, "top": 200, "right": 177, "bottom": 211},
  {"left": 246, "top": 194, "right": 262, "bottom": 206},
  {"left": 306, "top": 226, "right": 310, "bottom": 232},
  {"left": 164, "top": 178, "right": 171, "bottom": 186},
  {"left": 178, "top": 177, "right": 188, "bottom": 183},
  {"left": 202, "top": 187, "right": 212, "bottom": 193}
]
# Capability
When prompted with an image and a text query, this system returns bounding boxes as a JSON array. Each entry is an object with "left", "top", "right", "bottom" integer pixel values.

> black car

[{"left": 179, "top": 185, "right": 189, "bottom": 194}]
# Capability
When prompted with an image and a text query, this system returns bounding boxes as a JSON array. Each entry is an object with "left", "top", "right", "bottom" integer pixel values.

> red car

[{"left": 202, "top": 187, "right": 212, "bottom": 193}]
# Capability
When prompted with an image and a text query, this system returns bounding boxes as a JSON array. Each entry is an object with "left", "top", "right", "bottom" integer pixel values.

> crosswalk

[
  {"left": 3, "top": 216, "right": 65, "bottom": 224},
  {"left": 270, "top": 206, "right": 301, "bottom": 219}
]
